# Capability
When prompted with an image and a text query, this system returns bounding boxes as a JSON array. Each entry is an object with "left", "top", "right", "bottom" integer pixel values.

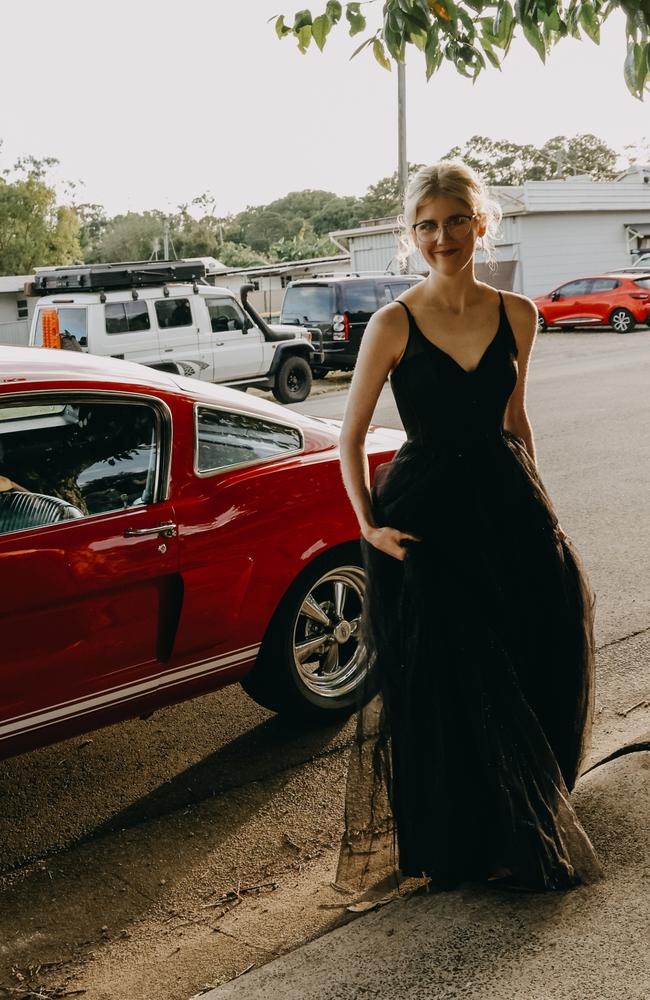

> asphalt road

[{"left": 2, "top": 328, "right": 650, "bottom": 1000}]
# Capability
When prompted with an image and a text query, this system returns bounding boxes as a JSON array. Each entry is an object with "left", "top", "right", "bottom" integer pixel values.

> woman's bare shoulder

[
  {"left": 500, "top": 289, "right": 537, "bottom": 324},
  {"left": 360, "top": 300, "right": 411, "bottom": 373},
  {"left": 366, "top": 299, "right": 410, "bottom": 337},
  {"left": 499, "top": 290, "right": 537, "bottom": 350}
]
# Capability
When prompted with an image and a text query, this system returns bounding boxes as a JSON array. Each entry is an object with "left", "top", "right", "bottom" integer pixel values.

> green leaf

[
  {"left": 297, "top": 23, "right": 312, "bottom": 51},
  {"left": 623, "top": 41, "right": 638, "bottom": 94},
  {"left": 411, "top": 28, "right": 429, "bottom": 50},
  {"left": 346, "top": 3, "right": 366, "bottom": 36},
  {"left": 458, "top": 7, "right": 477, "bottom": 32},
  {"left": 274, "top": 14, "right": 291, "bottom": 38},
  {"left": 514, "top": 0, "right": 529, "bottom": 26},
  {"left": 425, "top": 27, "right": 443, "bottom": 79},
  {"left": 350, "top": 34, "right": 376, "bottom": 58},
  {"left": 325, "top": 0, "right": 342, "bottom": 23},
  {"left": 579, "top": 2, "right": 600, "bottom": 43},
  {"left": 293, "top": 8, "right": 313, "bottom": 30},
  {"left": 635, "top": 40, "right": 648, "bottom": 92},
  {"left": 312, "top": 13, "right": 331, "bottom": 49},
  {"left": 372, "top": 37, "right": 392, "bottom": 69},
  {"left": 480, "top": 35, "right": 503, "bottom": 68},
  {"left": 493, "top": 1, "right": 514, "bottom": 48},
  {"left": 523, "top": 20, "right": 546, "bottom": 61},
  {"left": 543, "top": 8, "right": 564, "bottom": 33}
]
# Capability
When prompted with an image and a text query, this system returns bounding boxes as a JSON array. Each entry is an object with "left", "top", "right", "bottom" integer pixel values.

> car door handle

[{"left": 124, "top": 522, "right": 177, "bottom": 538}]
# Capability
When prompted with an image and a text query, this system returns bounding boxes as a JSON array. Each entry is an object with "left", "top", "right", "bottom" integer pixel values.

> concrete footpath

[{"left": 197, "top": 744, "right": 650, "bottom": 1000}]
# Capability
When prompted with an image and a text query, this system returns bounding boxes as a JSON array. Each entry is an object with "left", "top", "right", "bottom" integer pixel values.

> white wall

[{"left": 519, "top": 211, "right": 650, "bottom": 297}]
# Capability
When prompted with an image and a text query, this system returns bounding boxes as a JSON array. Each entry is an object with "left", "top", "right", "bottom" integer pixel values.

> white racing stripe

[{"left": 0, "top": 643, "right": 260, "bottom": 742}]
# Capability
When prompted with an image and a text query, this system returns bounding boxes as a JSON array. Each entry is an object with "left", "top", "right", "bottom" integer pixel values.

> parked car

[
  {"left": 0, "top": 347, "right": 405, "bottom": 761},
  {"left": 280, "top": 273, "right": 423, "bottom": 375},
  {"left": 534, "top": 272, "right": 650, "bottom": 334},
  {"left": 609, "top": 253, "right": 650, "bottom": 272},
  {"left": 28, "top": 260, "right": 324, "bottom": 404}
]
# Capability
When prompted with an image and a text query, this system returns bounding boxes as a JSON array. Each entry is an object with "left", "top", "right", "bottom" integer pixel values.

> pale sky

[{"left": 0, "top": 0, "right": 647, "bottom": 218}]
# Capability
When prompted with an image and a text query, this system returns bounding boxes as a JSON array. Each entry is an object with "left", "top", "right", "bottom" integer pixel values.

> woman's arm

[
  {"left": 339, "top": 303, "right": 421, "bottom": 560},
  {"left": 502, "top": 293, "right": 538, "bottom": 465}
]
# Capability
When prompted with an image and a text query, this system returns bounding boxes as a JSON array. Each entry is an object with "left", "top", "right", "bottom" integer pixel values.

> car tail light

[
  {"left": 629, "top": 292, "right": 650, "bottom": 300},
  {"left": 333, "top": 313, "right": 348, "bottom": 341},
  {"left": 41, "top": 308, "right": 61, "bottom": 349}
]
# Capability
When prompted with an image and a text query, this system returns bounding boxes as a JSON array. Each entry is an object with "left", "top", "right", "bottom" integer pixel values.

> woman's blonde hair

[{"left": 396, "top": 159, "right": 503, "bottom": 271}]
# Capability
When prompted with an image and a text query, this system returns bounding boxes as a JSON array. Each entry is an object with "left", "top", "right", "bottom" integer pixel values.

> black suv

[{"left": 279, "top": 274, "right": 422, "bottom": 374}]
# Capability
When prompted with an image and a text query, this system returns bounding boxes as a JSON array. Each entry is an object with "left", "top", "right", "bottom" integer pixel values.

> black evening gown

[{"left": 336, "top": 292, "right": 603, "bottom": 895}]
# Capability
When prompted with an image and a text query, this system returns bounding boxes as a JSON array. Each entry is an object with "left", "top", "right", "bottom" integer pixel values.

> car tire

[
  {"left": 609, "top": 308, "right": 635, "bottom": 334},
  {"left": 537, "top": 313, "right": 548, "bottom": 333},
  {"left": 272, "top": 355, "right": 313, "bottom": 403},
  {"left": 240, "top": 545, "right": 376, "bottom": 723}
]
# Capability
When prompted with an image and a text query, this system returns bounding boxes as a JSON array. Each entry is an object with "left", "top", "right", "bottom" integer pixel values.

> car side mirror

[
  {"left": 551, "top": 291, "right": 560, "bottom": 301},
  {"left": 243, "top": 317, "right": 253, "bottom": 330}
]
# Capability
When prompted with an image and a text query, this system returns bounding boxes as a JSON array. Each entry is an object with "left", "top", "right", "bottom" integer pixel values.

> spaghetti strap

[{"left": 394, "top": 299, "right": 413, "bottom": 321}]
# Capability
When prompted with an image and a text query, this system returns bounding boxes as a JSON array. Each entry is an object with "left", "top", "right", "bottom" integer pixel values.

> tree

[
  {"left": 269, "top": 224, "right": 341, "bottom": 260},
  {"left": 0, "top": 152, "right": 81, "bottom": 275},
  {"left": 216, "top": 241, "right": 269, "bottom": 267},
  {"left": 73, "top": 202, "right": 109, "bottom": 261},
  {"left": 440, "top": 134, "right": 618, "bottom": 183},
  {"left": 89, "top": 211, "right": 167, "bottom": 263},
  {"left": 271, "top": 1, "right": 649, "bottom": 100},
  {"left": 359, "top": 162, "right": 427, "bottom": 216}
]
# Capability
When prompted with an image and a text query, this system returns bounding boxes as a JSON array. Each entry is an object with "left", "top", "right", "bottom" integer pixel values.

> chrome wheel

[
  {"left": 537, "top": 313, "right": 547, "bottom": 333},
  {"left": 610, "top": 308, "right": 634, "bottom": 334},
  {"left": 292, "top": 565, "right": 366, "bottom": 699}
]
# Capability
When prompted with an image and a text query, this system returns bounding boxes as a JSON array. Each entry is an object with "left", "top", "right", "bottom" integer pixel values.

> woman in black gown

[{"left": 336, "top": 160, "right": 602, "bottom": 895}]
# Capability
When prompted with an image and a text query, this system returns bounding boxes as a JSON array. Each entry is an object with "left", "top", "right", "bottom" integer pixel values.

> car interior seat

[{"left": 0, "top": 491, "right": 85, "bottom": 535}]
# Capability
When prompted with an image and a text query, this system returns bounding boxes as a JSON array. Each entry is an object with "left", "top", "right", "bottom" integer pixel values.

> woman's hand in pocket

[{"left": 363, "top": 525, "right": 422, "bottom": 561}]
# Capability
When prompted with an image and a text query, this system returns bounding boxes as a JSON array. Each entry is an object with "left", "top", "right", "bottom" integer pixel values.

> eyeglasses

[{"left": 412, "top": 214, "right": 477, "bottom": 244}]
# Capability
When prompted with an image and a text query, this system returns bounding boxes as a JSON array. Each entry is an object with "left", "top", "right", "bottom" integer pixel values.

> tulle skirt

[{"left": 336, "top": 430, "right": 603, "bottom": 895}]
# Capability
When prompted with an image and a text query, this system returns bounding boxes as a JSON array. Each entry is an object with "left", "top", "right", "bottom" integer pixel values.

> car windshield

[{"left": 281, "top": 286, "right": 333, "bottom": 324}]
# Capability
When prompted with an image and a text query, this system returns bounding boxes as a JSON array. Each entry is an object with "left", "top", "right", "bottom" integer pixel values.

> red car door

[
  {"left": 169, "top": 401, "right": 306, "bottom": 672},
  {"left": 582, "top": 278, "right": 619, "bottom": 326},
  {"left": 546, "top": 278, "right": 590, "bottom": 327},
  {"left": 0, "top": 392, "right": 181, "bottom": 754}
]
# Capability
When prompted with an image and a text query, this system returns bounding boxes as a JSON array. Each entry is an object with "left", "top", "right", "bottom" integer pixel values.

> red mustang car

[
  {"left": 0, "top": 347, "right": 403, "bottom": 760},
  {"left": 534, "top": 272, "right": 650, "bottom": 334}
]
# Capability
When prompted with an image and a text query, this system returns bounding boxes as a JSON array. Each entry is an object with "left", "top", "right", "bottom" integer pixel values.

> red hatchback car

[
  {"left": 0, "top": 347, "right": 403, "bottom": 761},
  {"left": 534, "top": 272, "right": 650, "bottom": 334}
]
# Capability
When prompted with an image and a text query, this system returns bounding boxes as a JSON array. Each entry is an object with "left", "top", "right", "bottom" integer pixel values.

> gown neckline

[{"left": 396, "top": 292, "right": 506, "bottom": 376}]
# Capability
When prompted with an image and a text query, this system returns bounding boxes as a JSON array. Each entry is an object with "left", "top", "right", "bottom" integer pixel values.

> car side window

[
  {"left": 155, "top": 298, "right": 193, "bottom": 329},
  {"left": 634, "top": 278, "right": 650, "bottom": 289},
  {"left": 590, "top": 279, "right": 619, "bottom": 292},
  {"left": 195, "top": 406, "right": 302, "bottom": 474},
  {"left": 205, "top": 298, "right": 247, "bottom": 333},
  {"left": 0, "top": 399, "right": 161, "bottom": 536},
  {"left": 342, "top": 281, "right": 378, "bottom": 316},
  {"left": 556, "top": 280, "right": 590, "bottom": 297},
  {"left": 105, "top": 301, "right": 151, "bottom": 334},
  {"left": 33, "top": 307, "right": 88, "bottom": 349},
  {"left": 382, "top": 282, "right": 414, "bottom": 304}
]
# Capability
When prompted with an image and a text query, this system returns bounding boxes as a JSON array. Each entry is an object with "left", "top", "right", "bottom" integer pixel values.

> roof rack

[
  {"left": 31, "top": 259, "right": 207, "bottom": 296},
  {"left": 307, "top": 270, "right": 403, "bottom": 279}
]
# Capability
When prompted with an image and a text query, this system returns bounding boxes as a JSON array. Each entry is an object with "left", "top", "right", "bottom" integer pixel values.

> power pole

[
  {"left": 397, "top": 60, "right": 408, "bottom": 201},
  {"left": 397, "top": 58, "right": 408, "bottom": 273},
  {"left": 163, "top": 219, "right": 170, "bottom": 261}
]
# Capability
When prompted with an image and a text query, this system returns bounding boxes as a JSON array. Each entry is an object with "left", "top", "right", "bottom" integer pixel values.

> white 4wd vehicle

[{"left": 28, "top": 260, "right": 324, "bottom": 404}]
